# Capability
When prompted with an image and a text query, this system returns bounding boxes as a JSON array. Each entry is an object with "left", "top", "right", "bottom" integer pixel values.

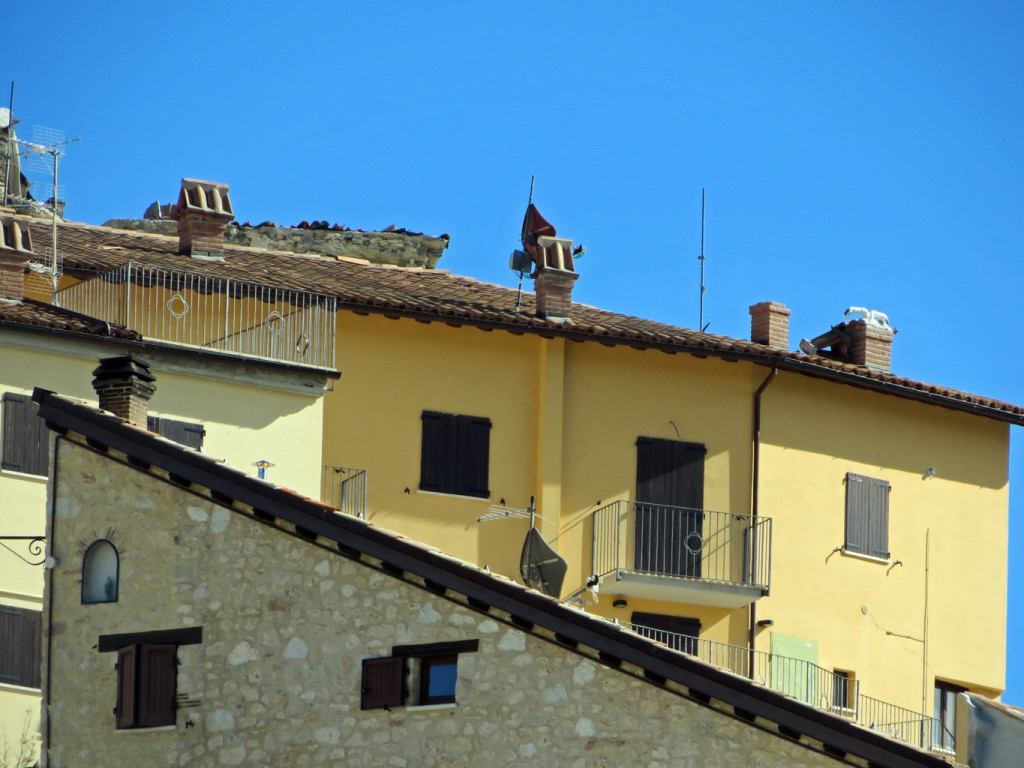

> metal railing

[
  {"left": 593, "top": 501, "right": 771, "bottom": 591},
  {"left": 58, "top": 262, "right": 337, "bottom": 369},
  {"left": 321, "top": 465, "right": 368, "bottom": 519},
  {"left": 621, "top": 621, "right": 954, "bottom": 753}
]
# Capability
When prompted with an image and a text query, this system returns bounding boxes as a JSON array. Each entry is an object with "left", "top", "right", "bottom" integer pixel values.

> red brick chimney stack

[
  {"left": 176, "top": 179, "right": 234, "bottom": 260},
  {"left": 0, "top": 216, "right": 33, "bottom": 302},
  {"left": 91, "top": 356, "right": 157, "bottom": 426},
  {"left": 749, "top": 301, "right": 791, "bottom": 349},
  {"left": 847, "top": 320, "right": 894, "bottom": 373}
]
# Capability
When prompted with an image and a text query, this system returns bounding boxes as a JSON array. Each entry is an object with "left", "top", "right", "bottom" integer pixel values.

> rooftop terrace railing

[
  {"left": 620, "top": 621, "right": 954, "bottom": 754},
  {"left": 58, "top": 261, "right": 337, "bottom": 369}
]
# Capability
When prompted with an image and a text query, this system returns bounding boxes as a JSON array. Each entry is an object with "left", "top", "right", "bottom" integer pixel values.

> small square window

[
  {"left": 420, "top": 654, "right": 458, "bottom": 705},
  {"left": 419, "top": 411, "right": 491, "bottom": 498},
  {"left": 361, "top": 639, "right": 478, "bottom": 711}
]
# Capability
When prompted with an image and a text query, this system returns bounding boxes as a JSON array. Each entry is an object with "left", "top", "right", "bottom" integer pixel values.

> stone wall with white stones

[{"left": 44, "top": 436, "right": 842, "bottom": 768}]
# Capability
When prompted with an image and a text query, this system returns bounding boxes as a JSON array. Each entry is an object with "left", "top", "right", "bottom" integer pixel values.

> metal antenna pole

[
  {"left": 3, "top": 82, "right": 13, "bottom": 206},
  {"left": 698, "top": 188, "right": 707, "bottom": 331},
  {"left": 528, "top": 175, "right": 535, "bottom": 205},
  {"left": 50, "top": 148, "right": 59, "bottom": 300}
]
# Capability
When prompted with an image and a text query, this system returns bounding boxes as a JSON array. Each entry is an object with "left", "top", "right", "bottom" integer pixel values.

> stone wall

[
  {"left": 103, "top": 219, "right": 449, "bottom": 269},
  {"left": 44, "top": 436, "right": 842, "bottom": 768}
]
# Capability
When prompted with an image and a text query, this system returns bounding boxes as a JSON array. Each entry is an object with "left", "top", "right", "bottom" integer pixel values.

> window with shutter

[
  {"left": 0, "top": 603, "right": 42, "bottom": 689},
  {"left": 363, "top": 640, "right": 479, "bottom": 710},
  {"left": 419, "top": 411, "right": 491, "bottom": 498},
  {"left": 1, "top": 392, "right": 49, "bottom": 476},
  {"left": 147, "top": 416, "right": 205, "bottom": 450},
  {"left": 361, "top": 656, "right": 406, "bottom": 710},
  {"left": 844, "top": 473, "right": 891, "bottom": 558}
]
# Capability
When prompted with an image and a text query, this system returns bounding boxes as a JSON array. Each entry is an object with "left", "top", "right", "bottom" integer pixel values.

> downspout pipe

[
  {"left": 42, "top": 435, "right": 62, "bottom": 767},
  {"left": 749, "top": 367, "right": 778, "bottom": 667}
]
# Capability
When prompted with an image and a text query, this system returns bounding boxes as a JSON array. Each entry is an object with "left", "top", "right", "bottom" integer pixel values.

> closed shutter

[
  {"left": 147, "top": 416, "right": 205, "bottom": 450},
  {"left": 116, "top": 645, "right": 138, "bottom": 729},
  {"left": 0, "top": 604, "right": 42, "bottom": 688},
  {"left": 138, "top": 644, "right": 177, "bottom": 727},
  {"left": 2, "top": 392, "right": 48, "bottom": 476},
  {"left": 361, "top": 656, "right": 405, "bottom": 710},
  {"left": 456, "top": 415, "right": 491, "bottom": 498},
  {"left": 845, "top": 473, "right": 890, "bottom": 557},
  {"left": 419, "top": 411, "right": 457, "bottom": 493},
  {"left": 631, "top": 611, "right": 701, "bottom": 655}
]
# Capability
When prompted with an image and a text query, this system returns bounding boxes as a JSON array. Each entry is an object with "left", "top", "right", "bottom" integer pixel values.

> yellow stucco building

[{"left": 6, "top": 178, "right": 1020, "bottom": 756}]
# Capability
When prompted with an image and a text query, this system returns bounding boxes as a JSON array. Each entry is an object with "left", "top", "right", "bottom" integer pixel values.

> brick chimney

[
  {"left": 0, "top": 216, "right": 33, "bottom": 302},
  {"left": 176, "top": 179, "right": 233, "bottom": 260},
  {"left": 847, "top": 319, "right": 895, "bottom": 373},
  {"left": 749, "top": 301, "right": 791, "bottom": 349},
  {"left": 92, "top": 356, "right": 156, "bottom": 425}
]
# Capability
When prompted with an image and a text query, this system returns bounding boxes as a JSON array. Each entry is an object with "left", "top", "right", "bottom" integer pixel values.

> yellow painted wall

[{"left": 324, "top": 312, "right": 1010, "bottom": 725}]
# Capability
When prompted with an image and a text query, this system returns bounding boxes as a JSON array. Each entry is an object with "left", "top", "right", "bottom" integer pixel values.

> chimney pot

[
  {"left": 92, "top": 355, "right": 156, "bottom": 425},
  {"left": 0, "top": 216, "right": 34, "bottom": 302},
  {"left": 176, "top": 179, "right": 234, "bottom": 260},
  {"left": 749, "top": 301, "right": 791, "bottom": 349}
]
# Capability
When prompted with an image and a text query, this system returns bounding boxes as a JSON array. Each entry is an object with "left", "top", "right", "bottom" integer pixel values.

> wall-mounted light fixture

[
  {"left": 757, "top": 619, "right": 774, "bottom": 628},
  {"left": 925, "top": 466, "right": 937, "bottom": 478},
  {"left": 612, "top": 599, "right": 628, "bottom": 609}
]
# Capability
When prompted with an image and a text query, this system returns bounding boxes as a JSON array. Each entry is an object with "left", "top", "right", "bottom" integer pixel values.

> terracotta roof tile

[
  {"left": 29, "top": 219, "right": 1024, "bottom": 421},
  {"left": 0, "top": 297, "right": 141, "bottom": 340}
]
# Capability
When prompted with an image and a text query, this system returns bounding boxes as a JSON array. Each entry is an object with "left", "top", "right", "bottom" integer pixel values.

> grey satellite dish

[{"left": 520, "top": 527, "right": 568, "bottom": 598}]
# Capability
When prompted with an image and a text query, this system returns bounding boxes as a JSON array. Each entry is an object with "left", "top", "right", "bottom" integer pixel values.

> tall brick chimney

[
  {"left": 521, "top": 203, "right": 581, "bottom": 322},
  {"left": 176, "top": 179, "right": 233, "bottom": 260},
  {"left": 0, "top": 216, "right": 33, "bottom": 302},
  {"left": 847, "top": 319, "right": 895, "bottom": 373},
  {"left": 749, "top": 301, "right": 791, "bottom": 349},
  {"left": 92, "top": 356, "right": 156, "bottom": 426}
]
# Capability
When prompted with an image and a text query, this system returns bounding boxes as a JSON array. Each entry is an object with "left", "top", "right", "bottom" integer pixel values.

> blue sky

[{"left": 7, "top": 2, "right": 1024, "bottom": 702}]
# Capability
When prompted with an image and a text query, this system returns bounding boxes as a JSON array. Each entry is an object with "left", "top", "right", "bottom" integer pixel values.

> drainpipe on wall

[{"left": 749, "top": 367, "right": 778, "bottom": 670}]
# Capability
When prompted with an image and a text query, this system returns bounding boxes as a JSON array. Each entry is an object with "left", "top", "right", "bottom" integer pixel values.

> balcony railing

[
  {"left": 321, "top": 465, "right": 367, "bottom": 519},
  {"left": 592, "top": 501, "right": 771, "bottom": 606},
  {"left": 621, "top": 621, "right": 954, "bottom": 754},
  {"left": 58, "top": 261, "right": 337, "bottom": 369}
]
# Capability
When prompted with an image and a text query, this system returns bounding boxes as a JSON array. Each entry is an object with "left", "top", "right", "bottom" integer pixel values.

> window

[
  {"left": 419, "top": 411, "right": 491, "bottom": 498},
  {"left": 844, "top": 473, "right": 890, "bottom": 558},
  {"left": 2, "top": 392, "right": 48, "bottom": 476},
  {"left": 631, "top": 611, "right": 700, "bottom": 656},
  {"left": 361, "top": 639, "right": 479, "bottom": 711},
  {"left": 831, "top": 670, "right": 857, "bottom": 716},
  {"left": 933, "top": 680, "right": 965, "bottom": 751},
  {"left": 0, "top": 603, "right": 42, "bottom": 689},
  {"left": 147, "top": 416, "right": 205, "bottom": 450},
  {"left": 82, "top": 540, "right": 119, "bottom": 604},
  {"left": 99, "top": 627, "right": 202, "bottom": 729}
]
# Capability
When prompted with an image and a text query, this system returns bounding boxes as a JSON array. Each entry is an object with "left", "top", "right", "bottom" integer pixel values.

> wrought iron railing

[
  {"left": 58, "top": 261, "right": 337, "bottom": 369},
  {"left": 321, "top": 465, "right": 368, "bottom": 519},
  {"left": 593, "top": 501, "right": 771, "bottom": 591},
  {"left": 621, "top": 621, "right": 954, "bottom": 753}
]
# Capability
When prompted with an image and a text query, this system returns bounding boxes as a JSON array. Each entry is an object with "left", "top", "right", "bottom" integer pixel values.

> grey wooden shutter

[
  {"left": 116, "top": 645, "right": 138, "bottom": 729},
  {"left": 0, "top": 604, "right": 41, "bottom": 688},
  {"left": 361, "top": 656, "right": 405, "bottom": 710},
  {"left": 138, "top": 644, "right": 177, "bottom": 727},
  {"left": 2, "top": 392, "right": 48, "bottom": 476},
  {"left": 147, "top": 416, "right": 205, "bottom": 450},
  {"left": 420, "top": 411, "right": 457, "bottom": 493},
  {"left": 845, "top": 473, "right": 890, "bottom": 557},
  {"left": 456, "top": 415, "right": 491, "bottom": 498}
]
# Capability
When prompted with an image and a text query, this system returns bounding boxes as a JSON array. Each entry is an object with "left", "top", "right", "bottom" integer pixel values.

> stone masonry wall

[{"left": 45, "top": 437, "right": 843, "bottom": 768}]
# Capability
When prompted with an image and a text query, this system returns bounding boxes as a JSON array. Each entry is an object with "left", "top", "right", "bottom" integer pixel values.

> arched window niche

[{"left": 82, "top": 540, "right": 119, "bottom": 604}]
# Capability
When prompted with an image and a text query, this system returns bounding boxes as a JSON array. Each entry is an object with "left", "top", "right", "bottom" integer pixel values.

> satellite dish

[{"left": 520, "top": 527, "right": 567, "bottom": 598}]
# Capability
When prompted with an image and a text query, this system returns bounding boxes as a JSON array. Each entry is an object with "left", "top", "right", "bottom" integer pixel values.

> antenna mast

[
  {"left": 698, "top": 188, "right": 707, "bottom": 331},
  {"left": 2, "top": 82, "right": 13, "bottom": 206}
]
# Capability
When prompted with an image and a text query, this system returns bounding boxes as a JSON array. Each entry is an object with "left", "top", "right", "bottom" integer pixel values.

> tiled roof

[
  {"left": 31, "top": 218, "right": 1024, "bottom": 423},
  {"left": 0, "top": 296, "right": 141, "bottom": 340},
  {"left": 33, "top": 387, "right": 950, "bottom": 768}
]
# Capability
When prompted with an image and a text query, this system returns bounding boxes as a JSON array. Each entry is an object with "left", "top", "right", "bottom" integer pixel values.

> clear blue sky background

[{"left": 8, "top": 1, "right": 1023, "bottom": 702}]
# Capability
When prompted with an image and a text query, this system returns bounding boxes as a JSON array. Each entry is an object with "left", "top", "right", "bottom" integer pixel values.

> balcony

[
  {"left": 321, "top": 465, "right": 367, "bottom": 519},
  {"left": 592, "top": 501, "right": 771, "bottom": 608},
  {"left": 621, "top": 621, "right": 955, "bottom": 755}
]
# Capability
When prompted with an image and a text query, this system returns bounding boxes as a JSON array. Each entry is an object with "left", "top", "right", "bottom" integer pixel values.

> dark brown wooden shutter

[
  {"left": 116, "top": 645, "right": 138, "bottom": 729},
  {"left": 147, "top": 416, "right": 205, "bottom": 450},
  {"left": 631, "top": 611, "right": 701, "bottom": 655},
  {"left": 361, "top": 656, "right": 405, "bottom": 710},
  {"left": 456, "top": 415, "right": 491, "bottom": 498},
  {"left": 138, "top": 644, "right": 177, "bottom": 727},
  {"left": 846, "top": 473, "right": 890, "bottom": 557},
  {"left": 2, "top": 392, "right": 48, "bottom": 476},
  {"left": 420, "top": 411, "right": 457, "bottom": 493},
  {"left": 0, "top": 604, "right": 42, "bottom": 688}
]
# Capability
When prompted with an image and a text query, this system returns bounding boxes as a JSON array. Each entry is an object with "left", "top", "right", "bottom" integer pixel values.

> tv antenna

[
  {"left": 698, "top": 188, "right": 709, "bottom": 332},
  {"left": 476, "top": 496, "right": 567, "bottom": 597},
  {"left": 15, "top": 125, "right": 81, "bottom": 300}
]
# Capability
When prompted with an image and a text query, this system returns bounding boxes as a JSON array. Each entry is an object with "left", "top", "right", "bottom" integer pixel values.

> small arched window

[{"left": 82, "top": 540, "right": 119, "bottom": 604}]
